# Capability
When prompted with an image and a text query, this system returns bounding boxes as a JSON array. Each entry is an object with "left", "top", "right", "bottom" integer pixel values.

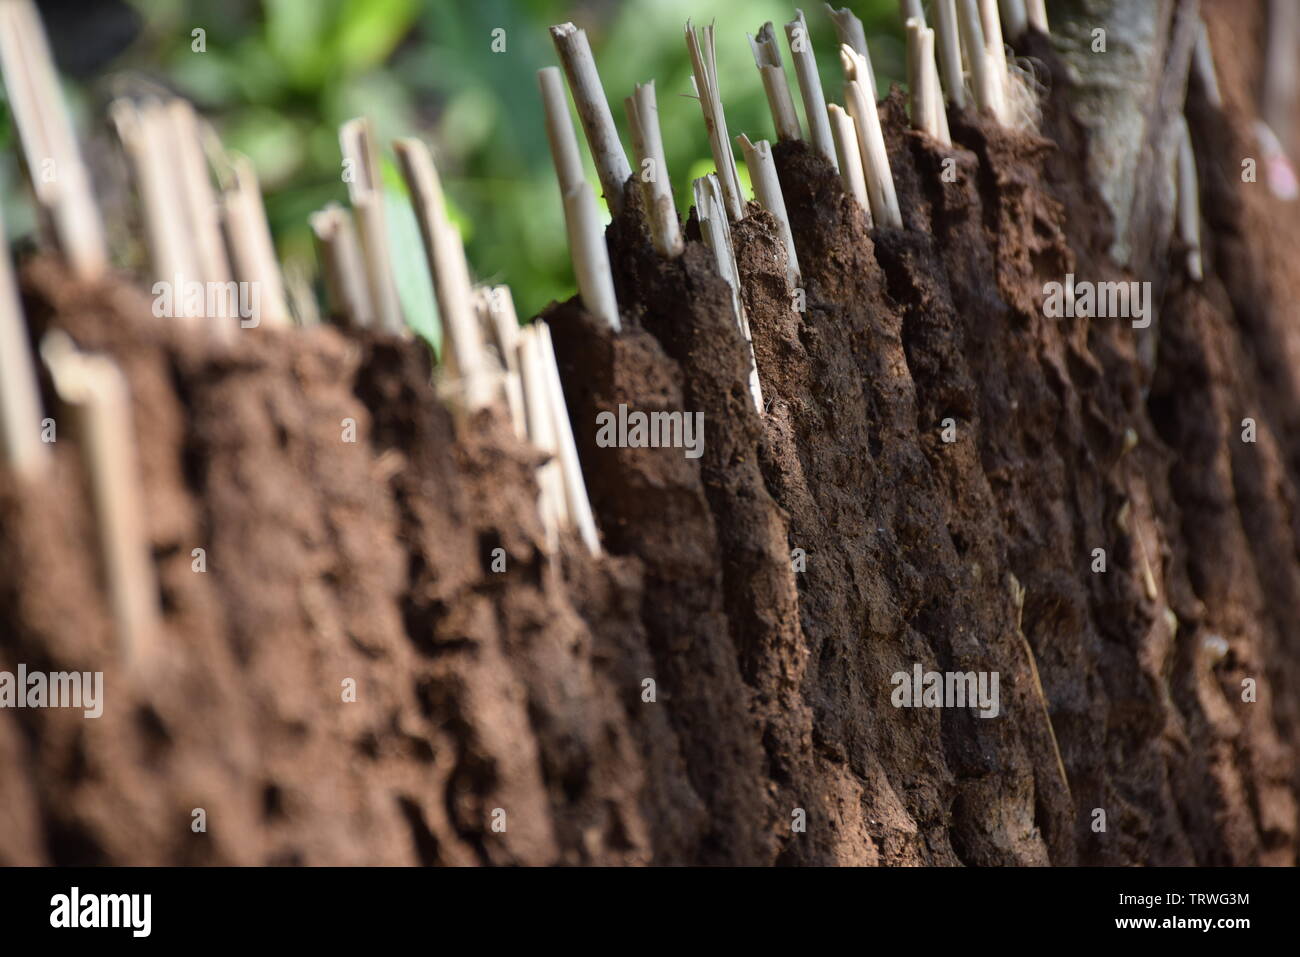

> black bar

[{"left": 0, "top": 865, "right": 1284, "bottom": 944}]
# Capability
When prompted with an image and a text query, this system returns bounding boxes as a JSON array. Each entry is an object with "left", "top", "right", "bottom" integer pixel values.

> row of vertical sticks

[
  {"left": 0, "top": 0, "right": 1055, "bottom": 652},
  {"left": 0, "top": 0, "right": 601, "bottom": 666},
  {"left": 539, "top": 0, "right": 1052, "bottom": 436}
]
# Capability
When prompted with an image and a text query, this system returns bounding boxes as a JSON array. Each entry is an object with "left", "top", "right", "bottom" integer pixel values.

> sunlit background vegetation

[{"left": 3, "top": 0, "right": 904, "bottom": 332}]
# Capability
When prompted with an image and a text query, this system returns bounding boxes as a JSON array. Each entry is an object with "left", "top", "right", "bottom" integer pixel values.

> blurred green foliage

[{"left": 11, "top": 0, "right": 906, "bottom": 330}]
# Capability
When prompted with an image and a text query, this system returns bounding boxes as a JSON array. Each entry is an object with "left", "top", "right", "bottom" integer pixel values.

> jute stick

[
  {"left": 517, "top": 325, "right": 566, "bottom": 552},
  {"left": 842, "top": 45, "right": 902, "bottom": 228},
  {"left": 310, "top": 203, "right": 375, "bottom": 329},
  {"left": 824, "top": 4, "right": 872, "bottom": 71},
  {"left": 625, "top": 81, "right": 684, "bottom": 257},
  {"left": 784, "top": 9, "right": 838, "bottom": 172},
  {"left": 737, "top": 134, "right": 800, "bottom": 289},
  {"left": 929, "top": 39, "right": 952, "bottom": 145},
  {"left": 221, "top": 153, "right": 291, "bottom": 327},
  {"left": 957, "top": 0, "right": 1002, "bottom": 120},
  {"left": 340, "top": 117, "right": 405, "bottom": 335},
  {"left": 564, "top": 181, "right": 622, "bottom": 332},
  {"left": 694, "top": 175, "right": 763, "bottom": 413},
  {"left": 1025, "top": 0, "right": 1048, "bottom": 34},
  {"left": 686, "top": 19, "right": 745, "bottom": 221},
  {"left": 350, "top": 190, "right": 406, "bottom": 335},
  {"left": 538, "top": 321, "right": 601, "bottom": 555},
  {"left": 0, "top": 0, "right": 107, "bottom": 279},
  {"left": 1176, "top": 117, "right": 1204, "bottom": 282},
  {"left": 538, "top": 67, "right": 622, "bottom": 331},
  {"left": 979, "top": 0, "right": 1009, "bottom": 118},
  {"left": 538, "top": 67, "right": 585, "bottom": 197},
  {"left": 394, "top": 137, "right": 494, "bottom": 412},
  {"left": 550, "top": 23, "right": 632, "bottom": 217},
  {"left": 828, "top": 104, "right": 870, "bottom": 218},
  {"left": 750, "top": 22, "right": 802, "bottom": 142},
  {"left": 111, "top": 100, "right": 199, "bottom": 305},
  {"left": 934, "top": 0, "right": 967, "bottom": 109},
  {"left": 907, "top": 20, "right": 940, "bottom": 140},
  {"left": 284, "top": 259, "right": 321, "bottom": 327},
  {"left": 164, "top": 100, "right": 239, "bottom": 340},
  {"left": 1001, "top": 0, "right": 1029, "bottom": 40},
  {"left": 899, "top": 0, "right": 925, "bottom": 26},
  {"left": 167, "top": 100, "right": 232, "bottom": 290},
  {"left": 475, "top": 286, "right": 527, "bottom": 439},
  {"left": 0, "top": 202, "right": 47, "bottom": 476},
  {"left": 41, "top": 331, "right": 159, "bottom": 662}
]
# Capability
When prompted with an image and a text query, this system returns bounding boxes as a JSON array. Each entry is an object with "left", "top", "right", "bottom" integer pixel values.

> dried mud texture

[
  {"left": 2, "top": 13, "right": 1298, "bottom": 866},
  {"left": 0, "top": 260, "right": 653, "bottom": 865}
]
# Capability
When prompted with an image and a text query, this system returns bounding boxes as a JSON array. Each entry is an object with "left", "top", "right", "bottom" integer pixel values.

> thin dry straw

[
  {"left": 394, "top": 138, "right": 494, "bottom": 412},
  {"left": 979, "top": 0, "right": 1009, "bottom": 118},
  {"left": 310, "top": 203, "right": 375, "bottom": 329},
  {"left": 284, "top": 259, "right": 321, "bottom": 327},
  {"left": 907, "top": 20, "right": 941, "bottom": 142},
  {"left": 686, "top": 19, "right": 745, "bottom": 221},
  {"left": 1025, "top": 0, "right": 1048, "bottom": 34},
  {"left": 563, "top": 181, "right": 622, "bottom": 332},
  {"left": 550, "top": 22, "right": 632, "bottom": 217},
  {"left": 517, "top": 324, "right": 567, "bottom": 552},
  {"left": 538, "top": 321, "right": 602, "bottom": 556},
  {"left": 929, "top": 37, "right": 952, "bottom": 146},
  {"left": 737, "top": 134, "right": 800, "bottom": 289},
  {"left": 784, "top": 9, "right": 838, "bottom": 173},
  {"left": 340, "top": 118, "right": 406, "bottom": 336},
  {"left": 625, "top": 81, "right": 684, "bottom": 257},
  {"left": 0, "top": 0, "right": 107, "bottom": 280},
  {"left": 957, "top": 0, "right": 1002, "bottom": 121},
  {"left": 111, "top": 100, "right": 200, "bottom": 308},
  {"left": 1175, "top": 117, "right": 1204, "bottom": 282},
  {"left": 749, "top": 22, "right": 802, "bottom": 143},
  {"left": 694, "top": 175, "right": 763, "bottom": 413},
  {"left": 475, "top": 286, "right": 527, "bottom": 439},
  {"left": 537, "top": 68, "right": 622, "bottom": 332},
  {"left": 221, "top": 153, "right": 292, "bottom": 327},
  {"left": 538, "top": 67, "right": 585, "bottom": 197},
  {"left": 0, "top": 203, "right": 48, "bottom": 476},
  {"left": 934, "top": 0, "right": 967, "bottom": 110},
  {"left": 40, "top": 331, "right": 159, "bottom": 664},
  {"left": 167, "top": 102, "right": 233, "bottom": 289},
  {"left": 841, "top": 45, "right": 902, "bottom": 228},
  {"left": 828, "top": 104, "right": 870, "bottom": 218}
]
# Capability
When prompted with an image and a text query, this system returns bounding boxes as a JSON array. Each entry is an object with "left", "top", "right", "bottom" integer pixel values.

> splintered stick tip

[
  {"left": 749, "top": 22, "right": 802, "bottom": 143},
  {"left": 784, "top": 9, "right": 838, "bottom": 171},
  {"left": 538, "top": 321, "right": 602, "bottom": 556},
  {"left": 549, "top": 21, "right": 632, "bottom": 216},
  {"left": 828, "top": 103, "right": 870, "bottom": 218},
  {"left": 625, "top": 80, "right": 684, "bottom": 258},
  {"left": 686, "top": 18, "right": 746, "bottom": 221}
]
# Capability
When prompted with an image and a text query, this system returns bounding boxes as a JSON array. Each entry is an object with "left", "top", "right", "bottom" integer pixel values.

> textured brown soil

[{"left": 1, "top": 12, "right": 1297, "bottom": 865}]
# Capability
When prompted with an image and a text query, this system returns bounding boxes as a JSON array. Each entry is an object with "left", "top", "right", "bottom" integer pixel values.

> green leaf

[{"left": 334, "top": 0, "right": 419, "bottom": 74}]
